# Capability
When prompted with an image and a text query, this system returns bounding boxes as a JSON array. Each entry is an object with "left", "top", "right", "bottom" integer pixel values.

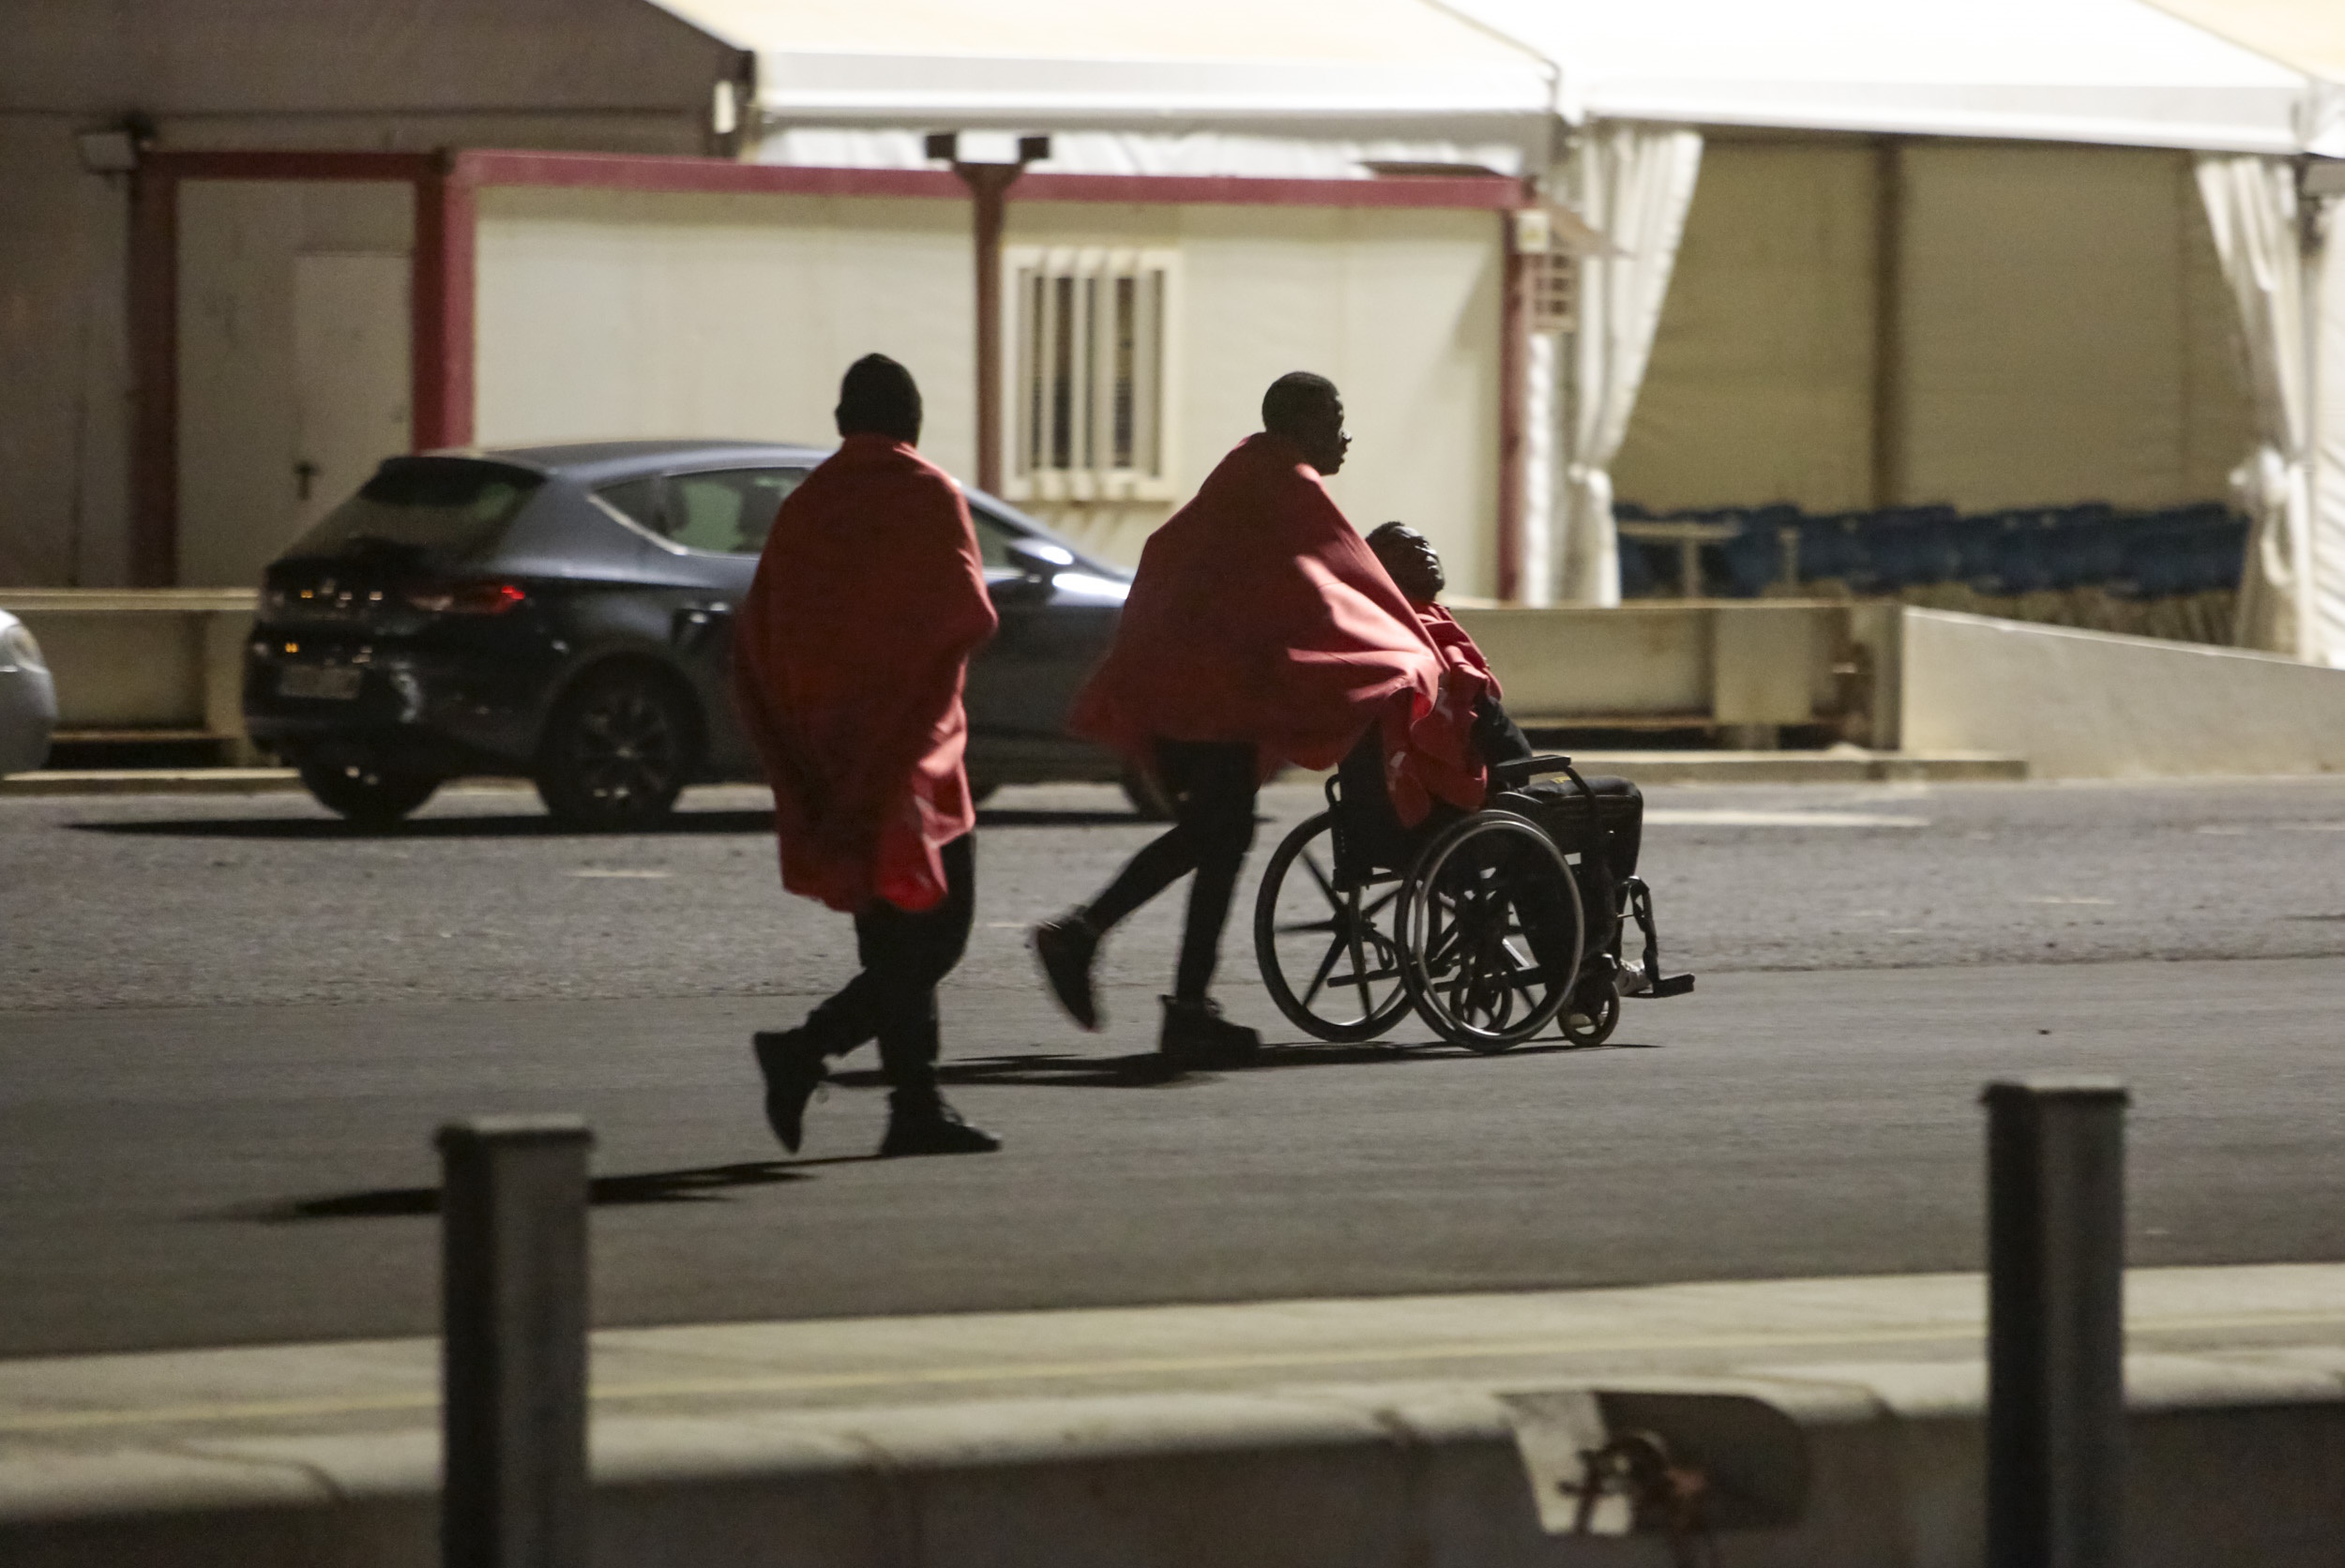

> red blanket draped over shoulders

[
  {"left": 1380, "top": 600, "right": 1498, "bottom": 824},
  {"left": 732, "top": 434, "right": 998, "bottom": 913},
  {"left": 1070, "top": 432, "right": 1481, "bottom": 818},
  {"left": 1415, "top": 602, "right": 1499, "bottom": 698}
]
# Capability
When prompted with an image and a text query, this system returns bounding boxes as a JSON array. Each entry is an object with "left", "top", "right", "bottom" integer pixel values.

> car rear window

[{"left": 287, "top": 459, "right": 544, "bottom": 562}]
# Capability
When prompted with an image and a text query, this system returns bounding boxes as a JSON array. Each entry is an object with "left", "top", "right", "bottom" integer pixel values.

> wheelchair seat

[{"left": 1330, "top": 726, "right": 1643, "bottom": 889}]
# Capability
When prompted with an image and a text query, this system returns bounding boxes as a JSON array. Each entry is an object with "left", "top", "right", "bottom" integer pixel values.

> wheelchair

[{"left": 1252, "top": 749, "right": 1693, "bottom": 1052}]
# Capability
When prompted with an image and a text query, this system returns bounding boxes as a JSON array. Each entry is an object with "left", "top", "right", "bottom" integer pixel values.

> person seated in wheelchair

[{"left": 1353, "top": 521, "right": 1648, "bottom": 961}]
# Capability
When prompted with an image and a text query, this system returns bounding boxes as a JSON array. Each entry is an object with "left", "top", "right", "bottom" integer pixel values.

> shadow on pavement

[
  {"left": 77, "top": 805, "right": 1155, "bottom": 839},
  {"left": 75, "top": 811, "right": 779, "bottom": 840},
  {"left": 975, "top": 807, "right": 1153, "bottom": 828},
  {"left": 828, "top": 1036, "right": 1646, "bottom": 1091},
  {"left": 237, "top": 1157, "right": 867, "bottom": 1222}
]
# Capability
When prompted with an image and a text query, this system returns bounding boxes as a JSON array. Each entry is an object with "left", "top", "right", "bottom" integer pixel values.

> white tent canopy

[
  {"left": 655, "top": 0, "right": 1554, "bottom": 135},
  {"left": 1445, "top": 0, "right": 2323, "bottom": 154}
]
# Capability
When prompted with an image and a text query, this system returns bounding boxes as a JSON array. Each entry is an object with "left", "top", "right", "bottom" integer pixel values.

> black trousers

[
  {"left": 1083, "top": 739, "right": 1259, "bottom": 1004},
  {"left": 801, "top": 833, "right": 975, "bottom": 1096}
]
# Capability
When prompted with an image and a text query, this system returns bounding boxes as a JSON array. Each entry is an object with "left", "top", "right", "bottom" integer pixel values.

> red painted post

[
  {"left": 414, "top": 158, "right": 477, "bottom": 451},
  {"left": 1496, "top": 203, "right": 1531, "bottom": 605},
  {"left": 127, "top": 165, "right": 179, "bottom": 586}
]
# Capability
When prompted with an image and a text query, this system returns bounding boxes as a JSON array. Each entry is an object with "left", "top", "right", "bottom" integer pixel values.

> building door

[{"left": 292, "top": 252, "right": 412, "bottom": 537}]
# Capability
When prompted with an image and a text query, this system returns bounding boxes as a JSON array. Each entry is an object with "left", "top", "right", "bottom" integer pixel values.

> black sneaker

[
  {"left": 1158, "top": 996, "right": 1262, "bottom": 1069},
  {"left": 878, "top": 1093, "right": 1002, "bottom": 1157},
  {"left": 1031, "top": 912, "right": 1102, "bottom": 1031},
  {"left": 751, "top": 1029, "right": 829, "bottom": 1153}
]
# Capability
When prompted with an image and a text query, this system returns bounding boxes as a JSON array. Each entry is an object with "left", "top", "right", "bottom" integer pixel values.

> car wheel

[
  {"left": 1121, "top": 764, "right": 1176, "bottom": 821},
  {"left": 536, "top": 666, "right": 699, "bottom": 831},
  {"left": 299, "top": 757, "right": 440, "bottom": 828}
]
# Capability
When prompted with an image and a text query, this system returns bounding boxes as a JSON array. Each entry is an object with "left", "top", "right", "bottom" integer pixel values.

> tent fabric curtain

[
  {"left": 2193, "top": 153, "right": 2316, "bottom": 658},
  {"left": 1557, "top": 124, "right": 1703, "bottom": 606},
  {"left": 2319, "top": 211, "right": 2345, "bottom": 669}
]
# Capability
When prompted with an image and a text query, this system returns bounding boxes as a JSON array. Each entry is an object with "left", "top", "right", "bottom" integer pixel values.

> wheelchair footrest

[{"left": 1637, "top": 972, "right": 1696, "bottom": 999}]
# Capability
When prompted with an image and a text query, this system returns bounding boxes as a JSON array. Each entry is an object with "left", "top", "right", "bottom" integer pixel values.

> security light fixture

[{"left": 925, "top": 131, "right": 1051, "bottom": 167}]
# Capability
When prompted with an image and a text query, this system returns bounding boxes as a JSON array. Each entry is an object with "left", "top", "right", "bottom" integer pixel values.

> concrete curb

[{"left": 8, "top": 1356, "right": 2345, "bottom": 1566}]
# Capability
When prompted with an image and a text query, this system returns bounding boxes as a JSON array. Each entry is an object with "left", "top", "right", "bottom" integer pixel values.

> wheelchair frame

[{"left": 1252, "top": 754, "right": 1693, "bottom": 1052}]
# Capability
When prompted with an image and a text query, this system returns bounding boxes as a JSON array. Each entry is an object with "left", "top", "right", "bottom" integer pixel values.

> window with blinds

[{"left": 1005, "top": 248, "right": 1179, "bottom": 502}]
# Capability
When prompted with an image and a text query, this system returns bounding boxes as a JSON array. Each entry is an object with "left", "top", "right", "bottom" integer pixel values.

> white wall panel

[
  {"left": 1009, "top": 202, "right": 1502, "bottom": 594},
  {"left": 478, "top": 190, "right": 1503, "bottom": 595},
  {"left": 476, "top": 188, "right": 975, "bottom": 480},
  {"left": 176, "top": 179, "right": 413, "bottom": 589}
]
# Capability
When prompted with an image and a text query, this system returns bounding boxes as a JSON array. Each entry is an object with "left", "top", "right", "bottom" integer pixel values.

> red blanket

[
  {"left": 1071, "top": 432, "right": 1480, "bottom": 819},
  {"left": 1415, "top": 602, "right": 1499, "bottom": 698},
  {"left": 1382, "top": 601, "right": 1498, "bottom": 824},
  {"left": 732, "top": 435, "right": 998, "bottom": 913}
]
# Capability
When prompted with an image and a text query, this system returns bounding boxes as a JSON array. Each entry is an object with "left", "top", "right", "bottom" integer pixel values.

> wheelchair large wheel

[
  {"left": 1398, "top": 810, "right": 1582, "bottom": 1053},
  {"left": 1253, "top": 812, "right": 1414, "bottom": 1042}
]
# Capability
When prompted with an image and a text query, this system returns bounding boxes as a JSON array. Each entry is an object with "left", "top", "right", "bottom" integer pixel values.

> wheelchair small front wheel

[
  {"left": 1253, "top": 811, "right": 1413, "bottom": 1042},
  {"left": 1398, "top": 809, "right": 1581, "bottom": 1053},
  {"left": 1558, "top": 976, "right": 1622, "bottom": 1048}
]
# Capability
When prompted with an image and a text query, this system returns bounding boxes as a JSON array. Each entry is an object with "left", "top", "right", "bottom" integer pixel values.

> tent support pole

[
  {"left": 1871, "top": 139, "right": 1906, "bottom": 511},
  {"left": 1498, "top": 204, "right": 1530, "bottom": 603}
]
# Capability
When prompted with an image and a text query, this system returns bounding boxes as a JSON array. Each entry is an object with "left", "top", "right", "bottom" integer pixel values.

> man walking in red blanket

[
  {"left": 737, "top": 354, "right": 1002, "bottom": 1156},
  {"left": 1032, "top": 372, "right": 1475, "bottom": 1066}
]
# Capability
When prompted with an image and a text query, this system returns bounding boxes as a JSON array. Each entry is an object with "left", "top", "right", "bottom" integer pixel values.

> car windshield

[{"left": 287, "top": 459, "right": 544, "bottom": 563}]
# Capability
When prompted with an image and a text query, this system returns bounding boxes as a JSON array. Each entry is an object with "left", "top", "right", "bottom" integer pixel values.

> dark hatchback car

[{"left": 244, "top": 441, "right": 1142, "bottom": 829}]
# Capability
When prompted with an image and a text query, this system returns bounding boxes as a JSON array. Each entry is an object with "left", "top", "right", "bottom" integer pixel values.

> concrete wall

[
  {"left": 0, "top": 119, "right": 134, "bottom": 589},
  {"left": 1614, "top": 140, "right": 2253, "bottom": 519},
  {"left": 0, "top": 590, "right": 252, "bottom": 742},
  {"left": 1900, "top": 607, "right": 2345, "bottom": 776},
  {"left": 12, "top": 1361, "right": 2345, "bottom": 1568},
  {"left": 475, "top": 189, "right": 1504, "bottom": 595},
  {"left": 1452, "top": 601, "right": 1878, "bottom": 736}
]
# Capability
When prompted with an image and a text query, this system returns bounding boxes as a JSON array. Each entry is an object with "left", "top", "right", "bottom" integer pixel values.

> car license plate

[{"left": 280, "top": 663, "right": 363, "bottom": 701}]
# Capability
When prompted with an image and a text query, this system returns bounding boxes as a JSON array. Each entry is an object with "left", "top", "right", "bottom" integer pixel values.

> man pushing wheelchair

[{"left": 1032, "top": 369, "right": 1688, "bottom": 1061}]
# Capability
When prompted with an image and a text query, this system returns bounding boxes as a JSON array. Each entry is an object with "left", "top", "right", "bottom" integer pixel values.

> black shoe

[
  {"left": 1158, "top": 996, "right": 1262, "bottom": 1069},
  {"left": 751, "top": 1029, "right": 829, "bottom": 1153},
  {"left": 878, "top": 1093, "right": 1002, "bottom": 1157},
  {"left": 1032, "top": 912, "right": 1102, "bottom": 1031}
]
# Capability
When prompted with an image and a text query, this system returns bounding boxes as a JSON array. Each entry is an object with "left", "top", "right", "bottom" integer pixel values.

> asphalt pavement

[{"left": 2, "top": 776, "right": 2341, "bottom": 1358}]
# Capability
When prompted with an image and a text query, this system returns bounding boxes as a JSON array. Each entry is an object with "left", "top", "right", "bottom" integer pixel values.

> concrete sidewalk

[{"left": 8, "top": 1265, "right": 2343, "bottom": 1565}]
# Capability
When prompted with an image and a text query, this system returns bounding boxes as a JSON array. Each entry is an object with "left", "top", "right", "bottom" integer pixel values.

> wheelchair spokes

[
  {"left": 1253, "top": 812, "right": 1415, "bottom": 1042},
  {"left": 1399, "top": 811, "right": 1581, "bottom": 1053}
]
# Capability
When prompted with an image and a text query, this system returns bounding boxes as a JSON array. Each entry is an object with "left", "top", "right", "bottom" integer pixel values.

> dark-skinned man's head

[
  {"left": 1368, "top": 521, "right": 1445, "bottom": 606},
  {"left": 835, "top": 353, "right": 923, "bottom": 445},
  {"left": 1262, "top": 371, "right": 1350, "bottom": 475}
]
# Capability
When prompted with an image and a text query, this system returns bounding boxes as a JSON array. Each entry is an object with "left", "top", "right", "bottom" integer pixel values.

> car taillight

[{"left": 404, "top": 580, "right": 526, "bottom": 615}]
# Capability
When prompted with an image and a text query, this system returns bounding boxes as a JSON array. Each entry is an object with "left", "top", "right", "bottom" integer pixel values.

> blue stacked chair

[{"left": 1613, "top": 496, "right": 2249, "bottom": 608}]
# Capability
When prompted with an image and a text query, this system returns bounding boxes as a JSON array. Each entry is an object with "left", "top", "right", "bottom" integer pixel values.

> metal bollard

[
  {"left": 1982, "top": 1078, "right": 2128, "bottom": 1568},
  {"left": 437, "top": 1116, "right": 594, "bottom": 1568}
]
